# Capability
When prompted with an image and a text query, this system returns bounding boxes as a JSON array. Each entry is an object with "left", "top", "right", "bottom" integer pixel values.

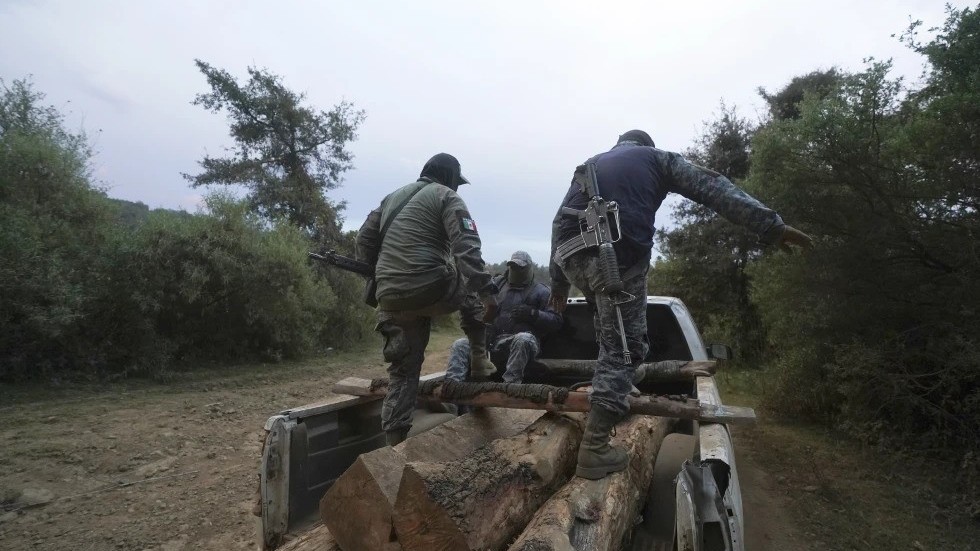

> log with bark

[
  {"left": 392, "top": 412, "right": 587, "bottom": 551},
  {"left": 533, "top": 359, "right": 716, "bottom": 382},
  {"left": 333, "top": 377, "right": 755, "bottom": 425},
  {"left": 320, "top": 408, "right": 543, "bottom": 551},
  {"left": 507, "top": 415, "right": 675, "bottom": 551}
]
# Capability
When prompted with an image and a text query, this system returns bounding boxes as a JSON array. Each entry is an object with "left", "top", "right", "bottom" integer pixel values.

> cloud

[{"left": 0, "top": 0, "right": 964, "bottom": 260}]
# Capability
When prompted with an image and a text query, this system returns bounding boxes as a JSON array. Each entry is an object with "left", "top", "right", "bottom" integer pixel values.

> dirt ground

[
  {"left": 0, "top": 334, "right": 440, "bottom": 551},
  {"left": 1, "top": 331, "right": 976, "bottom": 550},
  {"left": 721, "top": 372, "right": 979, "bottom": 551}
]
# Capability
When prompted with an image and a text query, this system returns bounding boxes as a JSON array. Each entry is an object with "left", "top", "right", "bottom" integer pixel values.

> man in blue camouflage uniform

[
  {"left": 446, "top": 251, "right": 562, "bottom": 383},
  {"left": 549, "top": 130, "right": 812, "bottom": 479}
]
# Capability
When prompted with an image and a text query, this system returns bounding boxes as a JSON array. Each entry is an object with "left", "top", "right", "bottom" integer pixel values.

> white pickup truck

[{"left": 257, "top": 296, "right": 745, "bottom": 551}]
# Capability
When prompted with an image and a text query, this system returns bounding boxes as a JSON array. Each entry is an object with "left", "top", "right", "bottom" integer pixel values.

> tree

[
  {"left": 746, "top": 14, "right": 979, "bottom": 454},
  {"left": 185, "top": 60, "right": 365, "bottom": 246},
  {"left": 758, "top": 69, "right": 840, "bottom": 121}
]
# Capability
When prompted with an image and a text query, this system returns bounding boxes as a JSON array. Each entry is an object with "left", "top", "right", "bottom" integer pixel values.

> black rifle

[
  {"left": 308, "top": 251, "right": 374, "bottom": 277},
  {"left": 558, "top": 162, "right": 625, "bottom": 293},
  {"left": 308, "top": 251, "right": 378, "bottom": 307},
  {"left": 557, "top": 161, "right": 633, "bottom": 363}
]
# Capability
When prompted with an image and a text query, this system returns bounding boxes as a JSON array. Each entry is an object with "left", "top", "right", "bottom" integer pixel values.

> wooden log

[
  {"left": 321, "top": 408, "right": 543, "bottom": 551},
  {"left": 533, "top": 359, "right": 716, "bottom": 382},
  {"left": 332, "top": 377, "right": 756, "bottom": 425},
  {"left": 392, "top": 412, "right": 586, "bottom": 551},
  {"left": 276, "top": 523, "right": 341, "bottom": 551},
  {"left": 507, "top": 415, "right": 675, "bottom": 551}
]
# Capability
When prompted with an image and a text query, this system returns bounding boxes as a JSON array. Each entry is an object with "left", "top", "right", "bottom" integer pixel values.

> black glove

[{"left": 510, "top": 304, "right": 538, "bottom": 323}]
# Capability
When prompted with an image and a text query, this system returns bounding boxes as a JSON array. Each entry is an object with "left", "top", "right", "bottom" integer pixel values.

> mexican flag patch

[{"left": 457, "top": 210, "right": 479, "bottom": 234}]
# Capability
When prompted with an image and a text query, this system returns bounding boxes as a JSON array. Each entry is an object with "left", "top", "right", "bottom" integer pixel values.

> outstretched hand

[
  {"left": 777, "top": 225, "right": 813, "bottom": 253},
  {"left": 547, "top": 293, "right": 568, "bottom": 314}
]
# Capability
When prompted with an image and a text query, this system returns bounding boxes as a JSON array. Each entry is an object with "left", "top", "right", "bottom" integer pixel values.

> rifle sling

[{"left": 379, "top": 180, "right": 436, "bottom": 245}]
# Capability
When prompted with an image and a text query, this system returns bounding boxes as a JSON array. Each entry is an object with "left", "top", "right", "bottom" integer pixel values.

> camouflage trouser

[
  {"left": 377, "top": 276, "right": 485, "bottom": 432},
  {"left": 445, "top": 332, "right": 539, "bottom": 383},
  {"left": 559, "top": 252, "right": 649, "bottom": 417}
]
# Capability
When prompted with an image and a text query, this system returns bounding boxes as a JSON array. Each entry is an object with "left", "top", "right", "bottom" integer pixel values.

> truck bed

[{"left": 258, "top": 297, "right": 745, "bottom": 551}]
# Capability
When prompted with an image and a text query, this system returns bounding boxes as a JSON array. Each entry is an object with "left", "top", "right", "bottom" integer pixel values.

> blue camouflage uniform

[
  {"left": 446, "top": 275, "right": 562, "bottom": 383},
  {"left": 550, "top": 140, "right": 785, "bottom": 417}
]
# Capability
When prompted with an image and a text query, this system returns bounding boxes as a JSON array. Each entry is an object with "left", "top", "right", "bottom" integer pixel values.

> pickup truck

[{"left": 257, "top": 296, "right": 745, "bottom": 551}]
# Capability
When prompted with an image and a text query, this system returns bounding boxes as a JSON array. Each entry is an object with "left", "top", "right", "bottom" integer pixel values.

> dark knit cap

[{"left": 617, "top": 129, "right": 655, "bottom": 147}]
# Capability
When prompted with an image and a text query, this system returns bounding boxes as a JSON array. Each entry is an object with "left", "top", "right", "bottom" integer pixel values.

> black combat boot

[
  {"left": 386, "top": 427, "right": 410, "bottom": 447},
  {"left": 575, "top": 406, "right": 629, "bottom": 480},
  {"left": 466, "top": 326, "right": 496, "bottom": 381}
]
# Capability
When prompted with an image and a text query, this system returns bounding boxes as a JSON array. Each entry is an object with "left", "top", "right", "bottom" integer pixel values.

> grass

[
  {"left": 0, "top": 325, "right": 465, "bottom": 412},
  {"left": 718, "top": 368, "right": 979, "bottom": 550}
]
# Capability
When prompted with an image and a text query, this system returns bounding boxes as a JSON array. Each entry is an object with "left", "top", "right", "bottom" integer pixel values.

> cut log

[
  {"left": 321, "top": 408, "right": 543, "bottom": 551},
  {"left": 276, "top": 523, "right": 341, "bottom": 551},
  {"left": 392, "top": 412, "right": 586, "bottom": 551},
  {"left": 534, "top": 359, "right": 716, "bottom": 382},
  {"left": 507, "top": 415, "right": 675, "bottom": 551},
  {"left": 333, "top": 377, "right": 755, "bottom": 425}
]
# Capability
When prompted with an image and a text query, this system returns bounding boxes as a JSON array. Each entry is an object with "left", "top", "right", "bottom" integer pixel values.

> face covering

[
  {"left": 507, "top": 265, "right": 533, "bottom": 286},
  {"left": 420, "top": 153, "right": 463, "bottom": 190}
]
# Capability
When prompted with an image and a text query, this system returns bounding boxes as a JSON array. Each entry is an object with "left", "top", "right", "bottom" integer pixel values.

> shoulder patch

[{"left": 456, "top": 210, "right": 478, "bottom": 234}]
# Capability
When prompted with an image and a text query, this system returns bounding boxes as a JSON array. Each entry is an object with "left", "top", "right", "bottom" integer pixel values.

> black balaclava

[
  {"left": 507, "top": 264, "right": 533, "bottom": 286},
  {"left": 420, "top": 153, "right": 468, "bottom": 191},
  {"left": 617, "top": 129, "right": 655, "bottom": 148},
  {"left": 506, "top": 251, "right": 534, "bottom": 286}
]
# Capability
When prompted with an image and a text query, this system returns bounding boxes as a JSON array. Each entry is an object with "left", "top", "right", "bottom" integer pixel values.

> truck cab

[{"left": 258, "top": 296, "right": 744, "bottom": 551}]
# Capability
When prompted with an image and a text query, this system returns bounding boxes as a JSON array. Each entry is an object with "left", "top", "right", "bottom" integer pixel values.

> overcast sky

[{"left": 0, "top": 0, "right": 964, "bottom": 263}]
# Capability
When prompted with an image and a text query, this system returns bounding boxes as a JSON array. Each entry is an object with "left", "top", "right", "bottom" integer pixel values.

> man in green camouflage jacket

[{"left": 356, "top": 153, "right": 499, "bottom": 446}]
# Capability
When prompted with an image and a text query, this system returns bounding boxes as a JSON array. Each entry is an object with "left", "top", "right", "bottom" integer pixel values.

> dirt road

[
  {"left": 1, "top": 338, "right": 387, "bottom": 550},
  {"left": 0, "top": 333, "right": 465, "bottom": 551},
  {"left": 734, "top": 433, "right": 805, "bottom": 551},
  {"left": 0, "top": 336, "right": 797, "bottom": 550},
  {"left": 4, "top": 334, "right": 972, "bottom": 550}
]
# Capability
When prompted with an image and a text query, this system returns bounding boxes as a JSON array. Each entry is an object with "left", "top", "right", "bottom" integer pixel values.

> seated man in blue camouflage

[{"left": 446, "top": 251, "right": 562, "bottom": 383}]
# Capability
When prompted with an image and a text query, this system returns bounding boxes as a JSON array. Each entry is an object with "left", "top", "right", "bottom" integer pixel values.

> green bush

[
  {"left": 0, "top": 79, "right": 115, "bottom": 379},
  {"left": 746, "top": 8, "right": 980, "bottom": 454},
  {"left": 88, "top": 194, "right": 370, "bottom": 375},
  {"left": 0, "top": 78, "right": 372, "bottom": 380}
]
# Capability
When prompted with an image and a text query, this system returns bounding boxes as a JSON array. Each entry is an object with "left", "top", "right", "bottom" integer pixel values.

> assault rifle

[
  {"left": 308, "top": 251, "right": 374, "bottom": 277},
  {"left": 308, "top": 251, "right": 378, "bottom": 307},
  {"left": 556, "top": 161, "right": 633, "bottom": 363},
  {"left": 557, "top": 162, "right": 624, "bottom": 293}
]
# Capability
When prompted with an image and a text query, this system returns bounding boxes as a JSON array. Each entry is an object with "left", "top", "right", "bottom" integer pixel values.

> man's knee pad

[{"left": 379, "top": 322, "right": 409, "bottom": 362}]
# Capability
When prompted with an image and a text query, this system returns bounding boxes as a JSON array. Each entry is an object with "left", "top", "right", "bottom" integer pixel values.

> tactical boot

[
  {"left": 575, "top": 406, "right": 629, "bottom": 480},
  {"left": 386, "top": 427, "right": 410, "bottom": 447},
  {"left": 467, "top": 326, "right": 496, "bottom": 381}
]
